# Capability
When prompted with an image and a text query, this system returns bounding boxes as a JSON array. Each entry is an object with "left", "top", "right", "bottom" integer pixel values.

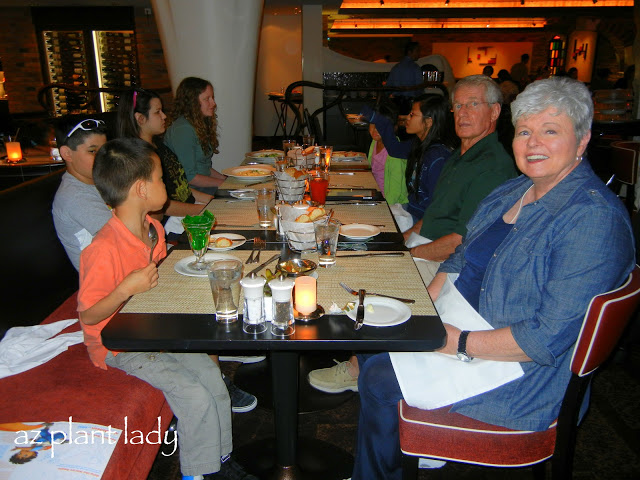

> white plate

[
  {"left": 340, "top": 224, "right": 381, "bottom": 240},
  {"left": 208, "top": 233, "right": 246, "bottom": 251},
  {"left": 332, "top": 151, "right": 366, "bottom": 161},
  {"left": 229, "top": 189, "right": 257, "bottom": 200},
  {"left": 246, "top": 149, "right": 283, "bottom": 159},
  {"left": 346, "top": 297, "right": 411, "bottom": 327},
  {"left": 174, "top": 252, "right": 239, "bottom": 277},
  {"left": 222, "top": 165, "right": 275, "bottom": 183}
]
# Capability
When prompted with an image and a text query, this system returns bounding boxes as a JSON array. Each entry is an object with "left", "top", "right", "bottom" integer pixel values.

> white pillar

[
  {"left": 152, "top": 0, "right": 263, "bottom": 170},
  {"left": 302, "top": 5, "right": 324, "bottom": 130}
]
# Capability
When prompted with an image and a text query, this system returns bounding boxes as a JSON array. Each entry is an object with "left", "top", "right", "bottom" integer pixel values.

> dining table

[{"left": 101, "top": 169, "right": 447, "bottom": 480}]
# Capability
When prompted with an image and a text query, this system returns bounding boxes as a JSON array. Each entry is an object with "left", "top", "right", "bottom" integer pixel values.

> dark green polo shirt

[{"left": 420, "top": 132, "right": 517, "bottom": 239}]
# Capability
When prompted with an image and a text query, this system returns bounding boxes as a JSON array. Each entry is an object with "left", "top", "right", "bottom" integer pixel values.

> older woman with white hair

[{"left": 349, "top": 77, "right": 635, "bottom": 480}]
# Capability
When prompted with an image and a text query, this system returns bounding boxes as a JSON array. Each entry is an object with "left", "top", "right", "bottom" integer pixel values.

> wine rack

[
  {"left": 43, "top": 30, "right": 91, "bottom": 115},
  {"left": 93, "top": 30, "right": 139, "bottom": 112}
]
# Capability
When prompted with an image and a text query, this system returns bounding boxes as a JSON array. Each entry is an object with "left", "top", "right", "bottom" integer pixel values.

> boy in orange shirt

[{"left": 78, "top": 138, "right": 256, "bottom": 480}]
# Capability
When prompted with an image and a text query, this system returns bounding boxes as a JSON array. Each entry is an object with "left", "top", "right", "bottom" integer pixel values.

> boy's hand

[{"left": 119, "top": 263, "right": 159, "bottom": 297}]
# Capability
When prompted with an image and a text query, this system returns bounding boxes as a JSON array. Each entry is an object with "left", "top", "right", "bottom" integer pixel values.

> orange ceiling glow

[
  {"left": 331, "top": 17, "right": 548, "bottom": 29},
  {"left": 340, "top": 0, "right": 633, "bottom": 7}
]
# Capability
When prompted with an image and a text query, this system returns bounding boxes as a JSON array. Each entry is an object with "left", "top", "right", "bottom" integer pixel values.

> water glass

[
  {"left": 208, "top": 259, "right": 243, "bottom": 323},
  {"left": 302, "top": 134, "right": 315, "bottom": 148},
  {"left": 314, "top": 219, "right": 340, "bottom": 268},
  {"left": 256, "top": 188, "right": 276, "bottom": 228},
  {"left": 282, "top": 139, "right": 297, "bottom": 166}
]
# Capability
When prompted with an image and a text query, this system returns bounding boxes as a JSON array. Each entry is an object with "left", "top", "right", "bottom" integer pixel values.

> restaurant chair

[
  {"left": 398, "top": 265, "right": 640, "bottom": 480},
  {"left": 609, "top": 140, "right": 639, "bottom": 214}
]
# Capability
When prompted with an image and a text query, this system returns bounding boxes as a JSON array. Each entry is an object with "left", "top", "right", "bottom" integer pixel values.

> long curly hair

[{"left": 167, "top": 77, "right": 219, "bottom": 156}]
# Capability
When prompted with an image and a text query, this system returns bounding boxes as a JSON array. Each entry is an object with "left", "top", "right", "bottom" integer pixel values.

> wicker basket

[
  {"left": 273, "top": 171, "right": 308, "bottom": 204},
  {"left": 278, "top": 204, "right": 325, "bottom": 252}
]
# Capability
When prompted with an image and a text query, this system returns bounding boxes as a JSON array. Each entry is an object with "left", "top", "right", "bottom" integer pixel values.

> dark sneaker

[
  {"left": 222, "top": 375, "right": 257, "bottom": 413},
  {"left": 205, "top": 457, "right": 259, "bottom": 480}
]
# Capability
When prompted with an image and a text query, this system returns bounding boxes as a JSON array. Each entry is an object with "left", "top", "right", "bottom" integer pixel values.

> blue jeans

[{"left": 352, "top": 353, "right": 404, "bottom": 480}]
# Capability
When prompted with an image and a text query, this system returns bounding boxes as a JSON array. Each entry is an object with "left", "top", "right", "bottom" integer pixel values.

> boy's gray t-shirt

[{"left": 52, "top": 172, "right": 112, "bottom": 270}]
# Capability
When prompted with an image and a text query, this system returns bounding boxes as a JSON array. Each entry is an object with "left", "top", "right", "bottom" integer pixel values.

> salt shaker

[
  {"left": 240, "top": 273, "right": 266, "bottom": 334},
  {"left": 269, "top": 275, "right": 295, "bottom": 336}
]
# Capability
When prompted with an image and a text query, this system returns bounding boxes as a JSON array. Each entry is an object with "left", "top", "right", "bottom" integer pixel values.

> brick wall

[
  {"left": 0, "top": 7, "right": 45, "bottom": 114},
  {"left": 0, "top": 6, "right": 171, "bottom": 116}
]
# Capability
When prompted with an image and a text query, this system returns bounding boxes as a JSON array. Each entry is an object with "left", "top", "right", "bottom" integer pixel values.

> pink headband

[{"left": 133, "top": 90, "right": 138, "bottom": 109}]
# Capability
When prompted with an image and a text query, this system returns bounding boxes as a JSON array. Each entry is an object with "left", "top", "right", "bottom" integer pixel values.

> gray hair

[
  {"left": 451, "top": 74, "right": 503, "bottom": 105},
  {"left": 511, "top": 77, "right": 593, "bottom": 142}
]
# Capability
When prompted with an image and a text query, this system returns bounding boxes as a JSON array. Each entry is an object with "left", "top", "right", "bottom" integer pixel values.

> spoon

[{"left": 148, "top": 223, "right": 159, "bottom": 263}]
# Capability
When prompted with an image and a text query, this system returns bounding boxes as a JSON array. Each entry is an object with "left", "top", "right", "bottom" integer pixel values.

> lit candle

[
  {"left": 5, "top": 142, "right": 22, "bottom": 162},
  {"left": 295, "top": 276, "right": 316, "bottom": 315}
]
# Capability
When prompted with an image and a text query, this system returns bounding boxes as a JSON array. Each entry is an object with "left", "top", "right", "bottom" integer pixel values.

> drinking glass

[
  {"left": 302, "top": 134, "right": 315, "bottom": 149},
  {"left": 282, "top": 139, "right": 297, "bottom": 166},
  {"left": 319, "top": 146, "right": 333, "bottom": 173},
  {"left": 256, "top": 188, "right": 276, "bottom": 228},
  {"left": 314, "top": 219, "right": 341, "bottom": 267},
  {"left": 182, "top": 215, "right": 215, "bottom": 271},
  {"left": 309, "top": 172, "right": 329, "bottom": 205},
  {"left": 208, "top": 259, "right": 243, "bottom": 323}
]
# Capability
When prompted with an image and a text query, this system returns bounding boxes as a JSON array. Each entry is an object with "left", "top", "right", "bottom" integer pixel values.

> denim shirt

[{"left": 439, "top": 160, "right": 635, "bottom": 431}]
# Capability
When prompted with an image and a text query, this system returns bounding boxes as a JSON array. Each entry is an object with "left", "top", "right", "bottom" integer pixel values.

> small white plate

[
  {"left": 174, "top": 252, "right": 239, "bottom": 277},
  {"left": 346, "top": 297, "right": 411, "bottom": 327},
  {"left": 340, "top": 224, "right": 381, "bottom": 240},
  {"left": 208, "top": 233, "right": 246, "bottom": 251},
  {"left": 332, "top": 151, "right": 366, "bottom": 161},
  {"left": 222, "top": 166, "right": 275, "bottom": 183}
]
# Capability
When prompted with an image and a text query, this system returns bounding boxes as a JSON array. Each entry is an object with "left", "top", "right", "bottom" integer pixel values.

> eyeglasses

[
  {"left": 452, "top": 101, "right": 491, "bottom": 112},
  {"left": 61, "top": 119, "right": 105, "bottom": 145}
]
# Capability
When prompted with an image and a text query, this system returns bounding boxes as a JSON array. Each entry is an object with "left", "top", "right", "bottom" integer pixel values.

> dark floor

[{"left": 147, "top": 341, "right": 640, "bottom": 480}]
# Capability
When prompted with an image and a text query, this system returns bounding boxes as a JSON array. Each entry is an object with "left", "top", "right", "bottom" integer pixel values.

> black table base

[
  {"left": 235, "top": 436, "right": 353, "bottom": 480},
  {"left": 234, "top": 352, "right": 355, "bottom": 414}
]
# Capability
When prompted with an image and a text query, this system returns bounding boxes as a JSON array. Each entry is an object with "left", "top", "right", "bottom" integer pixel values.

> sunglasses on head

[{"left": 61, "top": 119, "right": 105, "bottom": 145}]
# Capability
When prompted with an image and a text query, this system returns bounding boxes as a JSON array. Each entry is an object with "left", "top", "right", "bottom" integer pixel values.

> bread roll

[
  {"left": 308, "top": 207, "right": 326, "bottom": 221},
  {"left": 214, "top": 237, "right": 233, "bottom": 248},
  {"left": 295, "top": 214, "right": 311, "bottom": 223}
]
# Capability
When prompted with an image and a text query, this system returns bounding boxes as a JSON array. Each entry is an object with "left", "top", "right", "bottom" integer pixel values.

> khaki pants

[{"left": 106, "top": 351, "right": 232, "bottom": 476}]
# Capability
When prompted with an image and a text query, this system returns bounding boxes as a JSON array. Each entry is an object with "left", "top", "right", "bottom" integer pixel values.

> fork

[
  {"left": 245, "top": 237, "right": 261, "bottom": 264},
  {"left": 339, "top": 282, "right": 415, "bottom": 304},
  {"left": 253, "top": 238, "right": 265, "bottom": 263}
]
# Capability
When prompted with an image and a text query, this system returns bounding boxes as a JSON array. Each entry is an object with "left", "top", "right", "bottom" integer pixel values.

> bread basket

[
  {"left": 273, "top": 171, "right": 308, "bottom": 204},
  {"left": 278, "top": 204, "right": 326, "bottom": 252}
]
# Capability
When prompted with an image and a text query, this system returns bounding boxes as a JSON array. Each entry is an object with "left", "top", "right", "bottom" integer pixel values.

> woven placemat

[
  {"left": 121, "top": 250, "right": 435, "bottom": 316},
  {"left": 328, "top": 172, "right": 379, "bottom": 190},
  {"left": 220, "top": 177, "right": 276, "bottom": 190},
  {"left": 331, "top": 203, "right": 396, "bottom": 232},
  {"left": 205, "top": 199, "right": 274, "bottom": 230}
]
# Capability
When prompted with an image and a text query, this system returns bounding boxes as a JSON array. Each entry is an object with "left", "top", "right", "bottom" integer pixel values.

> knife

[
  {"left": 354, "top": 289, "right": 366, "bottom": 330},
  {"left": 337, "top": 252, "right": 405, "bottom": 258},
  {"left": 246, "top": 253, "right": 280, "bottom": 277}
]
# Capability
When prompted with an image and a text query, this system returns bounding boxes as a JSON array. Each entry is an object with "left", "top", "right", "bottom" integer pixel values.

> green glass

[{"left": 182, "top": 211, "right": 215, "bottom": 271}]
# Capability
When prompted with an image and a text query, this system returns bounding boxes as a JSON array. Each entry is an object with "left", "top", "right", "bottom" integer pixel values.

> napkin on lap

[
  {"left": 390, "top": 274, "right": 524, "bottom": 410},
  {"left": 390, "top": 203, "right": 414, "bottom": 233}
]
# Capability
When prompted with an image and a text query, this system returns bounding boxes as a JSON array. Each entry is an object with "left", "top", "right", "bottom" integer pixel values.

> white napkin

[
  {"left": 390, "top": 203, "right": 414, "bottom": 233},
  {"left": 164, "top": 215, "right": 185, "bottom": 235},
  {"left": 389, "top": 274, "right": 524, "bottom": 410},
  {"left": 0, "top": 319, "right": 83, "bottom": 380}
]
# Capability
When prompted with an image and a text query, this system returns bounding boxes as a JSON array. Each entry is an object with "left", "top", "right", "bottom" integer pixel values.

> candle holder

[
  {"left": 5, "top": 141, "right": 25, "bottom": 163},
  {"left": 294, "top": 304, "right": 325, "bottom": 322}
]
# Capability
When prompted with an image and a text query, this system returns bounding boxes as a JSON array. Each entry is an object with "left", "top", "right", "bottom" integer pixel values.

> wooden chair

[
  {"left": 399, "top": 266, "right": 640, "bottom": 480},
  {"left": 609, "top": 140, "right": 639, "bottom": 214}
]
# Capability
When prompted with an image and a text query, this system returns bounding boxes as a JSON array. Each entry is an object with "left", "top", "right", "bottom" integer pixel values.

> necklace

[{"left": 508, "top": 185, "right": 533, "bottom": 224}]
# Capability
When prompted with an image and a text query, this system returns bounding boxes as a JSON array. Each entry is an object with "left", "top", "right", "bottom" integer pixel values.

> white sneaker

[
  {"left": 418, "top": 458, "right": 446, "bottom": 469},
  {"left": 219, "top": 355, "right": 266, "bottom": 364},
  {"left": 308, "top": 360, "right": 358, "bottom": 393}
]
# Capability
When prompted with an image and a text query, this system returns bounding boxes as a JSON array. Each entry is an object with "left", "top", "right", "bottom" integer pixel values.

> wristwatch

[{"left": 457, "top": 330, "right": 473, "bottom": 362}]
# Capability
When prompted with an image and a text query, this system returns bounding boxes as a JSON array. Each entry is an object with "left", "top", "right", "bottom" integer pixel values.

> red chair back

[{"left": 571, "top": 266, "right": 640, "bottom": 377}]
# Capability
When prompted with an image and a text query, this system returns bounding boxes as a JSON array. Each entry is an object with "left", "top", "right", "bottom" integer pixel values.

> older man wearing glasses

[{"left": 405, "top": 74, "right": 517, "bottom": 279}]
